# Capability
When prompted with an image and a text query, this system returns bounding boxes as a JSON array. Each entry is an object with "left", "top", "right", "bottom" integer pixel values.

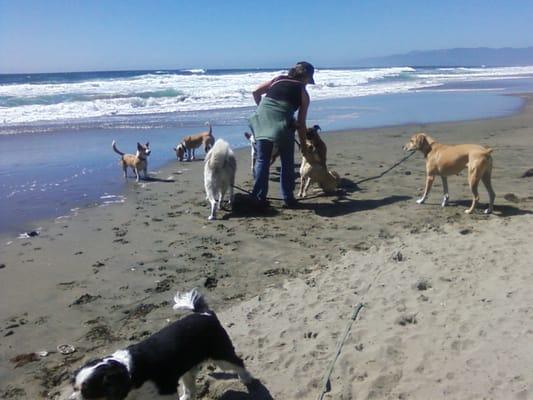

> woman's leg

[
  {"left": 279, "top": 137, "right": 296, "bottom": 204},
  {"left": 251, "top": 139, "right": 273, "bottom": 202}
]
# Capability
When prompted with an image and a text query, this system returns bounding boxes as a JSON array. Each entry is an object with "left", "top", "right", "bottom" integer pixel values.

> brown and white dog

[
  {"left": 403, "top": 132, "right": 495, "bottom": 214},
  {"left": 174, "top": 122, "right": 215, "bottom": 161},
  {"left": 112, "top": 140, "right": 151, "bottom": 182},
  {"left": 298, "top": 125, "right": 340, "bottom": 198}
]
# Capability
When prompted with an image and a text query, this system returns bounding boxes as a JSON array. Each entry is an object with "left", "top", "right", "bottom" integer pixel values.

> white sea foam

[
  {"left": 182, "top": 68, "right": 206, "bottom": 74},
  {"left": 1, "top": 66, "right": 532, "bottom": 126}
]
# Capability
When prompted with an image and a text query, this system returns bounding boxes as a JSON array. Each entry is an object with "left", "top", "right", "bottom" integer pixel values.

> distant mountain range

[{"left": 355, "top": 47, "right": 533, "bottom": 67}]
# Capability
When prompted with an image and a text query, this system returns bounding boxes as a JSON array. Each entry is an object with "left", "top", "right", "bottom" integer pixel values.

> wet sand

[{"left": 1, "top": 94, "right": 532, "bottom": 399}]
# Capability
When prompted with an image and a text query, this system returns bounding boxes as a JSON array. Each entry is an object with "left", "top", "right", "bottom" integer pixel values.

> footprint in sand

[
  {"left": 396, "top": 314, "right": 418, "bottom": 326},
  {"left": 414, "top": 278, "right": 432, "bottom": 291}
]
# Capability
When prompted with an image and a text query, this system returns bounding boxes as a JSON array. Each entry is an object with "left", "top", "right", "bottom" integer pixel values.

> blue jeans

[{"left": 252, "top": 139, "right": 295, "bottom": 203}]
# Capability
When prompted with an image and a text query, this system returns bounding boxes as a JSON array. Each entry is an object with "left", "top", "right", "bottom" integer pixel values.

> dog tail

[
  {"left": 112, "top": 140, "right": 124, "bottom": 156},
  {"left": 206, "top": 139, "right": 234, "bottom": 170},
  {"left": 484, "top": 146, "right": 493, "bottom": 154},
  {"left": 173, "top": 288, "right": 210, "bottom": 314},
  {"left": 205, "top": 121, "right": 212, "bottom": 136}
]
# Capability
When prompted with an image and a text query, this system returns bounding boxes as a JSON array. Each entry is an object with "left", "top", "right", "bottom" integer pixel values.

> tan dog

[
  {"left": 112, "top": 140, "right": 151, "bottom": 182},
  {"left": 174, "top": 122, "right": 215, "bottom": 161},
  {"left": 298, "top": 125, "right": 339, "bottom": 197},
  {"left": 302, "top": 124, "right": 327, "bottom": 167},
  {"left": 403, "top": 132, "right": 495, "bottom": 214}
]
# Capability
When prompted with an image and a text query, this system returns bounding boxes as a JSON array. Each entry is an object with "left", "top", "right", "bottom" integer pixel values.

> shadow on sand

[
  {"left": 143, "top": 176, "right": 175, "bottom": 183},
  {"left": 301, "top": 195, "right": 412, "bottom": 217},
  {"left": 227, "top": 193, "right": 280, "bottom": 219},
  {"left": 208, "top": 374, "right": 274, "bottom": 400},
  {"left": 449, "top": 200, "right": 533, "bottom": 217}
]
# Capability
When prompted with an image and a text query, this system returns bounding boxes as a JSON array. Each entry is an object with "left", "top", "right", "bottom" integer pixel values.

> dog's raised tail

[
  {"left": 205, "top": 121, "right": 213, "bottom": 136},
  {"left": 206, "top": 139, "right": 234, "bottom": 170},
  {"left": 112, "top": 140, "right": 125, "bottom": 156},
  {"left": 173, "top": 288, "right": 210, "bottom": 314}
]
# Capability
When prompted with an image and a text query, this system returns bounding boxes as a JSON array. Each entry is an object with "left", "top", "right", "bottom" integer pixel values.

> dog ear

[
  {"left": 145, "top": 142, "right": 149, "bottom": 147},
  {"left": 415, "top": 134, "right": 431, "bottom": 153},
  {"left": 313, "top": 124, "right": 321, "bottom": 132}
]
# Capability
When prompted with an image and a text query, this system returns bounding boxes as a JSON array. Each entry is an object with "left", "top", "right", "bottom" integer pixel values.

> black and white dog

[{"left": 70, "top": 289, "right": 253, "bottom": 400}]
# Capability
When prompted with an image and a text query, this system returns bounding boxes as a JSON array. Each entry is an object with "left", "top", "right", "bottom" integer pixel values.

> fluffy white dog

[{"left": 204, "top": 139, "right": 236, "bottom": 220}]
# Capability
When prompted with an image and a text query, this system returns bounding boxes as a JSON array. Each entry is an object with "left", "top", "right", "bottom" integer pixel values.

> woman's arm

[
  {"left": 296, "top": 88, "right": 310, "bottom": 147},
  {"left": 252, "top": 80, "right": 273, "bottom": 105}
]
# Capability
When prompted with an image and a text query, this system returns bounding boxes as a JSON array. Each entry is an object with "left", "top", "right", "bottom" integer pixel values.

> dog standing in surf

[{"left": 112, "top": 140, "right": 151, "bottom": 182}]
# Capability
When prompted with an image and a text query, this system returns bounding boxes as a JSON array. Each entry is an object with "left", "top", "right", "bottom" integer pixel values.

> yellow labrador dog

[{"left": 403, "top": 132, "right": 495, "bottom": 214}]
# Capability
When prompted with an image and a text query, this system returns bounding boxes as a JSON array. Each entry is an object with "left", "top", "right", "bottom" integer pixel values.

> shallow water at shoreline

[{"left": 0, "top": 88, "right": 526, "bottom": 235}]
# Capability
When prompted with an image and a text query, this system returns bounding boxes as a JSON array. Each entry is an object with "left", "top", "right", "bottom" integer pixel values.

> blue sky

[{"left": 1, "top": 0, "right": 532, "bottom": 73}]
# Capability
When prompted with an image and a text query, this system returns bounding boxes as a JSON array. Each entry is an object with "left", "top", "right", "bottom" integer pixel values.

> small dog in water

[
  {"left": 69, "top": 289, "right": 253, "bottom": 400},
  {"left": 403, "top": 132, "right": 495, "bottom": 214},
  {"left": 204, "top": 139, "right": 237, "bottom": 220},
  {"left": 112, "top": 140, "right": 151, "bottom": 182},
  {"left": 174, "top": 122, "right": 215, "bottom": 161}
]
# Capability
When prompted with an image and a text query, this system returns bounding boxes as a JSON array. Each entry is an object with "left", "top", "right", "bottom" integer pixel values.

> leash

[
  {"left": 232, "top": 184, "right": 253, "bottom": 196},
  {"left": 355, "top": 151, "right": 416, "bottom": 185},
  {"left": 231, "top": 184, "right": 285, "bottom": 201},
  {"left": 317, "top": 303, "right": 364, "bottom": 400},
  {"left": 315, "top": 230, "right": 407, "bottom": 400},
  {"left": 234, "top": 151, "right": 416, "bottom": 201}
]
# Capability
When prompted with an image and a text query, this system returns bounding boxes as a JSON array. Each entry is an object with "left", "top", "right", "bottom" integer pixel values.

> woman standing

[{"left": 249, "top": 61, "right": 315, "bottom": 208}]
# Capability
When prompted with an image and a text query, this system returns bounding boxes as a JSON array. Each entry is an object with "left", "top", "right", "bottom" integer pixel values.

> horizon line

[{"left": 2, "top": 45, "right": 533, "bottom": 75}]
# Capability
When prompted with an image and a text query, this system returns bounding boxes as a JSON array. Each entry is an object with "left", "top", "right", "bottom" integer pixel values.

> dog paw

[
  {"left": 484, "top": 208, "right": 492, "bottom": 214},
  {"left": 208, "top": 215, "right": 215, "bottom": 221},
  {"left": 416, "top": 198, "right": 425, "bottom": 204},
  {"left": 441, "top": 197, "right": 449, "bottom": 207},
  {"left": 464, "top": 209, "right": 473, "bottom": 214}
]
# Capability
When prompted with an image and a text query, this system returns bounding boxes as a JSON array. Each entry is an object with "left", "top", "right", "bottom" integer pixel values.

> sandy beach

[{"left": 1, "top": 93, "right": 533, "bottom": 399}]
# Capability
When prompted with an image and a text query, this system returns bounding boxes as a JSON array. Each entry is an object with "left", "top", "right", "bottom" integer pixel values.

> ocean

[
  {"left": 2, "top": 66, "right": 533, "bottom": 131},
  {"left": 1, "top": 66, "right": 533, "bottom": 234}
]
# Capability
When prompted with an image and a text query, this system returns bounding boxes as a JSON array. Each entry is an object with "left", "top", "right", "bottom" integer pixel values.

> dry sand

[{"left": 1, "top": 94, "right": 532, "bottom": 399}]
